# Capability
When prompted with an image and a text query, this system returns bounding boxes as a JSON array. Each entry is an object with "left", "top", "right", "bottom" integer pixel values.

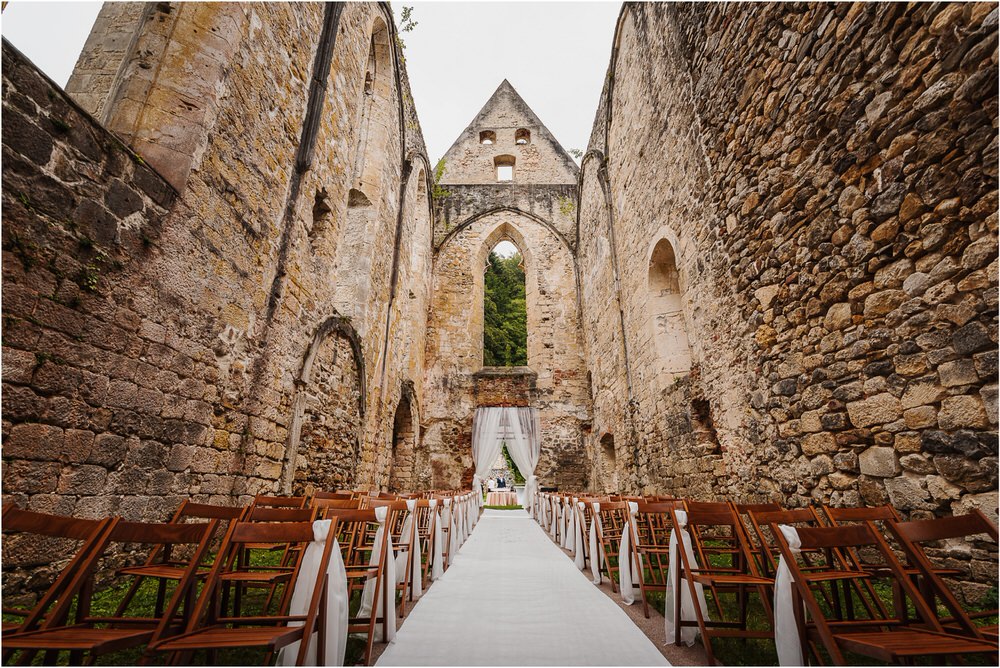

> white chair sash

[
  {"left": 359, "top": 506, "right": 397, "bottom": 643},
  {"left": 277, "top": 519, "right": 348, "bottom": 666},
  {"left": 565, "top": 499, "right": 576, "bottom": 553},
  {"left": 589, "top": 502, "right": 602, "bottom": 585},
  {"left": 618, "top": 501, "right": 641, "bottom": 605},
  {"left": 559, "top": 499, "right": 569, "bottom": 548},
  {"left": 574, "top": 501, "right": 586, "bottom": 570},
  {"left": 774, "top": 524, "right": 804, "bottom": 666},
  {"left": 665, "top": 510, "right": 709, "bottom": 646},
  {"left": 430, "top": 499, "right": 444, "bottom": 581},
  {"left": 549, "top": 496, "right": 559, "bottom": 538},
  {"left": 395, "top": 499, "right": 422, "bottom": 599},
  {"left": 444, "top": 498, "right": 459, "bottom": 565},
  {"left": 525, "top": 474, "right": 538, "bottom": 515}
]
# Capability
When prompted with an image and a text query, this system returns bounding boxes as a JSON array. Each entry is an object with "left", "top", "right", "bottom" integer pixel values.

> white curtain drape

[
  {"left": 472, "top": 408, "right": 505, "bottom": 509},
  {"left": 774, "top": 525, "right": 804, "bottom": 666},
  {"left": 503, "top": 407, "right": 541, "bottom": 514}
]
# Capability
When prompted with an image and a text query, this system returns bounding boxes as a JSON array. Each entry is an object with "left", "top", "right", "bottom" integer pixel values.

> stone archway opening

[
  {"left": 389, "top": 391, "right": 417, "bottom": 492},
  {"left": 648, "top": 237, "right": 692, "bottom": 377},
  {"left": 483, "top": 238, "right": 527, "bottom": 367},
  {"left": 599, "top": 433, "right": 618, "bottom": 493}
]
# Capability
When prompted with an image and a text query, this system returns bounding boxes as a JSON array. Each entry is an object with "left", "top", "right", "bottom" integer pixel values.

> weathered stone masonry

[
  {"left": 577, "top": 2, "right": 997, "bottom": 596},
  {"left": 2, "top": 1, "right": 434, "bottom": 596},
  {"left": 2, "top": 0, "right": 997, "bottom": 601}
]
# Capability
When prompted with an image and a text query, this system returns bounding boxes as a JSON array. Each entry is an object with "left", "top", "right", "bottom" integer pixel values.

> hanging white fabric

[
  {"left": 430, "top": 499, "right": 444, "bottom": 581},
  {"left": 502, "top": 407, "right": 541, "bottom": 514},
  {"left": 444, "top": 498, "right": 459, "bottom": 566},
  {"left": 471, "top": 408, "right": 505, "bottom": 513},
  {"left": 277, "top": 519, "right": 348, "bottom": 666},
  {"left": 664, "top": 510, "right": 709, "bottom": 646},
  {"left": 774, "top": 524, "right": 804, "bottom": 666},
  {"left": 359, "top": 506, "right": 397, "bottom": 643},
  {"left": 394, "top": 499, "right": 422, "bottom": 599},
  {"left": 565, "top": 499, "right": 576, "bottom": 553},
  {"left": 618, "top": 502, "right": 641, "bottom": 605},
  {"left": 589, "top": 502, "right": 603, "bottom": 585},
  {"left": 574, "top": 501, "right": 586, "bottom": 570}
]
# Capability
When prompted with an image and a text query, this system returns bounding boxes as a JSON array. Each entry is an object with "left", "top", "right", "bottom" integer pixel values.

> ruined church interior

[{"left": 1, "top": 1, "right": 998, "bottom": 666}]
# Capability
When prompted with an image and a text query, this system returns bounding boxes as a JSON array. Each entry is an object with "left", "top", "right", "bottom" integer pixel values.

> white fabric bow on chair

[
  {"left": 774, "top": 524, "right": 804, "bottom": 666},
  {"left": 549, "top": 496, "right": 559, "bottom": 539},
  {"left": 443, "top": 498, "right": 459, "bottom": 565},
  {"left": 574, "top": 501, "right": 586, "bottom": 570},
  {"left": 395, "top": 499, "right": 422, "bottom": 599},
  {"left": 559, "top": 498, "right": 569, "bottom": 548},
  {"left": 565, "top": 499, "right": 576, "bottom": 553},
  {"left": 525, "top": 474, "right": 538, "bottom": 516},
  {"left": 278, "top": 519, "right": 348, "bottom": 666},
  {"left": 430, "top": 499, "right": 444, "bottom": 581},
  {"left": 589, "top": 502, "right": 603, "bottom": 585},
  {"left": 359, "top": 506, "right": 397, "bottom": 643},
  {"left": 618, "top": 501, "right": 641, "bottom": 605},
  {"left": 665, "top": 510, "right": 710, "bottom": 646}
]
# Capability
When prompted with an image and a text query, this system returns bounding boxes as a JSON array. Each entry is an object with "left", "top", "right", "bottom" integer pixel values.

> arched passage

[
  {"left": 647, "top": 237, "right": 692, "bottom": 376},
  {"left": 389, "top": 384, "right": 421, "bottom": 491},
  {"left": 282, "top": 317, "right": 366, "bottom": 495},
  {"left": 599, "top": 433, "right": 618, "bottom": 493}
]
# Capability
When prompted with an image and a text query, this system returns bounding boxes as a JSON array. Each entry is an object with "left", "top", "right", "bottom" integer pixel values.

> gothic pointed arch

[{"left": 282, "top": 315, "right": 367, "bottom": 494}]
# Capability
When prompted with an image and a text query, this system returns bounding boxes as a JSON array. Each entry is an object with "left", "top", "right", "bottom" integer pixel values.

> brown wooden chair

[
  {"left": 250, "top": 495, "right": 308, "bottom": 510},
  {"left": 148, "top": 518, "right": 338, "bottom": 666},
  {"left": 321, "top": 508, "right": 391, "bottom": 666},
  {"left": 112, "top": 500, "right": 245, "bottom": 618},
  {"left": 413, "top": 499, "right": 439, "bottom": 588},
  {"left": 369, "top": 499, "right": 416, "bottom": 617},
  {"left": 669, "top": 502, "right": 774, "bottom": 664},
  {"left": 629, "top": 499, "right": 686, "bottom": 618},
  {"left": 592, "top": 501, "right": 629, "bottom": 591},
  {"left": 312, "top": 491, "right": 354, "bottom": 502},
  {"left": 1, "top": 506, "right": 116, "bottom": 641},
  {"left": 3, "top": 519, "right": 218, "bottom": 666},
  {"left": 771, "top": 522, "right": 998, "bottom": 665},
  {"left": 888, "top": 510, "right": 999, "bottom": 641}
]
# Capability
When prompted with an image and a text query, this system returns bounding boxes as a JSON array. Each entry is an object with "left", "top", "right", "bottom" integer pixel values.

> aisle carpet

[{"left": 377, "top": 509, "right": 670, "bottom": 666}]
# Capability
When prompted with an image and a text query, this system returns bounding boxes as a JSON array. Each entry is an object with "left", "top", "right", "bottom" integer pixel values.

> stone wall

[
  {"left": 578, "top": 2, "right": 997, "bottom": 593},
  {"left": 2, "top": 2, "right": 434, "bottom": 597}
]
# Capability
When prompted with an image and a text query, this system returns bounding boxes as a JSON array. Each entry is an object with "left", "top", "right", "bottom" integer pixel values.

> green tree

[{"left": 483, "top": 251, "right": 527, "bottom": 366}]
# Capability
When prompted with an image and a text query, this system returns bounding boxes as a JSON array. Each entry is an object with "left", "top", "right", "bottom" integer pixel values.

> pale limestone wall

[
  {"left": 2, "top": 0, "right": 434, "bottom": 551},
  {"left": 438, "top": 81, "right": 578, "bottom": 186},
  {"left": 422, "top": 208, "right": 590, "bottom": 490},
  {"left": 579, "top": 0, "right": 999, "bottom": 558}
]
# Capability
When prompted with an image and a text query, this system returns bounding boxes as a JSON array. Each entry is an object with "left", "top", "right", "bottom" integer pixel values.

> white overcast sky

[{"left": 1, "top": 0, "right": 621, "bottom": 162}]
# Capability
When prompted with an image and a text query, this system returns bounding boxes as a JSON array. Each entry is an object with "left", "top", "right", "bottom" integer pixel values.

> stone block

[
  {"left": 801, "top": 432, "right": 838, "bottom": 456},
  {"left": 938, "top": 359, "right": 978, "bottom": 387},
  {"left": 859, "top": 446, "right": 900, "bottom": 477},
  {"left": 903, "top": 406, "right": 937, "bottom": 429},
  {"left": 884, "top": 476, "right": 934, "bottom": 510},
  {"left": 938, "top": 395, "right": 988, "bottom": 430},
  {"left": 847, "top": 393, "right": 902, "bottom": 428}
]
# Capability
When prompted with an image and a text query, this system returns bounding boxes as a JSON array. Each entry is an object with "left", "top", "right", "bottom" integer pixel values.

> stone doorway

[{"left": 389, "top": 389, "right": 418, "bottom": 492}]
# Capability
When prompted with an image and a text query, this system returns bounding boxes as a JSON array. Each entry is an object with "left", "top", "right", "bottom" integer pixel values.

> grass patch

[{"left": 483, "top": 504, "right": 522, "bottom": 510}]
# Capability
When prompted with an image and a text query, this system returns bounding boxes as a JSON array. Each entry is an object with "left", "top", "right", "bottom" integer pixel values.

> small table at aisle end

[{"left": 485, "top": 491, "right": 517, "bottom": 506}]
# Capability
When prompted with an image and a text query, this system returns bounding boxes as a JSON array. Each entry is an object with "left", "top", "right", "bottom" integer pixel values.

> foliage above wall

[{"left": 483, "top": 251, "right": 527, "bottom": 366}]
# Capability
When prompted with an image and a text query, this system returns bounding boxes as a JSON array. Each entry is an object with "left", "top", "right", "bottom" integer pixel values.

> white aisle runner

[{"left": 377, "top": 509, "right": 669, "bottom": 666}]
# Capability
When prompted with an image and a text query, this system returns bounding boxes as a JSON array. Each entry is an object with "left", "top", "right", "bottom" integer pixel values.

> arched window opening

[
  {"left": 494, "top": 155, "right": 515, "bottom": 182},
  {"left": 648, "top": 238, "right": 692, "bottom": 376},
  {"left": 600, "top": 433, "right": 618, "bottom": 493},
  {"left": 389, "top": 393, "right": 415, "bottom": 492},
  {"left": 483, "top": 240, "right": 527, "bottom": 366},
  {"left": 515, "top": 128, "right": 531, "bottom": 145},
  {"left": 363, "top": 35, "right": 377, "bottom": 96},
  {"left": 479, "top": 130, "right": 496, "bottom": 145}
]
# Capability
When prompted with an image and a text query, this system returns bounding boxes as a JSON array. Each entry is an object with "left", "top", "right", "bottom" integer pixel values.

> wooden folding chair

[
  {"left": 1, "top": 506, "right": 116, "bottom": 641},
  {"left": 313, "top": 491, "right": 354, "bottom": 502},
  {"left": 771, "top": 522, "right": 998, "bottom": 664},
  {"left": 369, "top": 499, "right": 416, "bottom": 617},
  {"left": 413, "top": 499, "right": 439, "bottom": 588},
  {"left": 669, "top": 502, "right": 774, "bottom": 664},
  {"left": 148, "top": 518, "right": 338, "bottom": 665},
  {"left": 888, "top": 510, "right": 999, "bottom": 641},
  {"left": 629, "top": 500, "right": 686, "bottom": 618},
  {"left": 112, "top": 500, "right": 244, "bottom": 618},
  {"left": 593, "top": 501, "right": 629, "bottom": 591},
  {"left": 321, "top": 508, "right": 392, "bottom": 666},
  {"left": 3, "top": 519, "right": 217, "bottom": 666}
]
